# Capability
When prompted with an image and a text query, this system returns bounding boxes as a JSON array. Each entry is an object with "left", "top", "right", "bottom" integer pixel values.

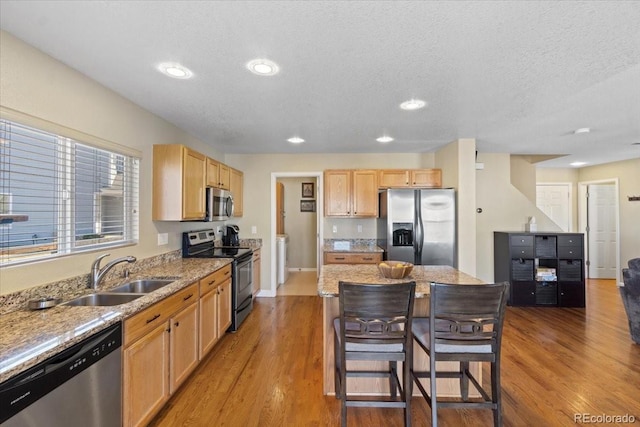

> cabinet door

[
  {"left": 182, "top": 148, "right": 206, "bottom": 219},
  {"left": 324, "top": 170, "right": 352, "bottom": 216},
  {"left": 230, "top": 168, "right": 244, "bottom": 217},
  {"left": 510, "top": 281, "right": 536, "bottom": 306},
  {"left": 352, "top": 170, "right": 378, "bottom": 217},
  {"left": 252, "top": 250, "right": 261, "bottom": 295},
  {"left": 170, "top": 302, "right": 199, "bottom": 394},
  {"left": 206, "top": 158, "right": 220, "bottom": 187},
  {"left": 219, "top": 163, "right": 231, "bottom": 190},
  {"left": 378, "top": 170, "right": 410, "bottom": 188},
  {"left": 559, "top": 282, "right": 585, "bottom": 307},
  {"left": 199, "top": 289, "right": 218, "bottom": 359},
  {"left": 411, "top": 169, "right": 442, "bottom": 187},
  {"left": 123, "top": 323, "right": 170, "bottom": 427},
  {"left": 217, "top": 279, "right": 233, "bottom": 335}
]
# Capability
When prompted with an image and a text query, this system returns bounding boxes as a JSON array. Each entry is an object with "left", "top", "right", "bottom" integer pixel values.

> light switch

[
  {"left": 157, "top": 233, "right": 169, "bottom": 246},
  {"left": 332, "top": 225, "right": 337, "bottom": 233},
  {"left": 251, "top": 226, "right": 257, "bottom": 234},
  {"left": 357, "top": 224, "right": 362, "bottom": 233}
]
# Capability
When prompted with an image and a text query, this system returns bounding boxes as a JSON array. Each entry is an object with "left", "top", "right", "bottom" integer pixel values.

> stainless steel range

[{"left": 182, "top": 230, "right": 253, "bottom": 332}]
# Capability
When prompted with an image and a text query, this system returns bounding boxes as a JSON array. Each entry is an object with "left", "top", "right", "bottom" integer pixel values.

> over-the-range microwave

[{"left": 206, "top": 187, "right": 234, "bottom": 221}]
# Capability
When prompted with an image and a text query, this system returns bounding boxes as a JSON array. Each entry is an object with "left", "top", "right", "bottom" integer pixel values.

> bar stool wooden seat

[
  {"left": 411, "top": 282, "right": 510, "bottom": 427},
  {"left": 334, "top": 281, "right": 416, "bottom": 426}
]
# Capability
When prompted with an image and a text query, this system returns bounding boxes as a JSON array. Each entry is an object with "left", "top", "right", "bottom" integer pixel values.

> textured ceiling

[{"left": 1, "top": 1, "right": 639, "bottom": 167}]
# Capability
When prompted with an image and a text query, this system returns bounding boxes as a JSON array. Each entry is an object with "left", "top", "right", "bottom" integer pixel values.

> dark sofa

[{"left": 620, "top": 258, "right": 640, "bottom": 344}]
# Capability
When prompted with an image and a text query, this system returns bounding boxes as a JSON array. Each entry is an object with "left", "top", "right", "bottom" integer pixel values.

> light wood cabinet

[
  {"left": 207, "top": 158, "right": 231, "bottom": 190},
  {"left": 198, "top": 265, "right": 232, "bottom": 359},
  {"left": 153, "top": 144, "right": 206, "bottom": 221},
  {"left": 324, "top": 170, "right": 378, "bottom": 217},
  {"left": 169, "top": 302, "right": 199, "bottom": 394},
  {"left": 123, "top": 283, "right": 198, "bottom": 427},
  {"left": 324, "top": 252, "right": 383, "bottom": 264},
  {"left": 217, "top": 279, "right": 232, "bottom": 336},
  {"left": 123, "top": 322, "right": 169, "bottom": 427},
  {"left": 252, "top": 249, "right": 261, "bottom": 296},
  {"left": 378, "top": 169, "right": 442, "bottom": 188},
  {"left": 229, "top": 167, "right": 244, "bottom": 217}
]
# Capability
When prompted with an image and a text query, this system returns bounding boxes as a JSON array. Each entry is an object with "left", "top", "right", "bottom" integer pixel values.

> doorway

[
  {"left": 536, "top": 183, "right": 572, "bottom": 232},
  {"left": 578, "top": 180, "right": 620, "bottom": 282},
  {"left": 268, "top": 172, "right": 323, "bottom": 297}
]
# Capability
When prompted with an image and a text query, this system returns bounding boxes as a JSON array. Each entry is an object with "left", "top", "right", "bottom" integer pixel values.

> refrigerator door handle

[{"left": 415, "top": 190, "right": 424, "bottom": 264}]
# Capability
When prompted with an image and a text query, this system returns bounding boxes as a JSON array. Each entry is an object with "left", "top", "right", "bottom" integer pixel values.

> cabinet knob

[{"left": 175, "top": 321, "right": 180, "bottom": 327}]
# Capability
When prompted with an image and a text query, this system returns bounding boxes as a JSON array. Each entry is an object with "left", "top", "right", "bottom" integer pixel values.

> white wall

[
  {"left": 475, "top": 153, "right": 561, "bottom": 283},
  {"left": 0, "top": 31, "right": 225, "bottom": 293}
]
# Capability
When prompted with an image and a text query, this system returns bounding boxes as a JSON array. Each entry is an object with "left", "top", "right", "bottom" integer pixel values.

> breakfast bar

[{"left": 318, "top": 264, "right": 485, "bottom": 396}]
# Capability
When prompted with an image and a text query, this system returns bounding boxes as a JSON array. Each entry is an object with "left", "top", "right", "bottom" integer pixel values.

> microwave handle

[{"left": 226, "top": 194, "right": 234, "bottom": 217}]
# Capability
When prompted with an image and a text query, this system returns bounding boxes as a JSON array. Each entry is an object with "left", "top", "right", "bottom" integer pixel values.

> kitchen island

[{"left": 318, "top": 264, "right": 484, "bottom": 396}]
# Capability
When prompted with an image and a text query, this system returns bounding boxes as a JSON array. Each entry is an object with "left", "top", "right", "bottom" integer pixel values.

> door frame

[
  {"left": 578, "top": 178, "right": 621, "bottom": 284},
  {"left": 266, "top": 172, "right": 323, "bottom": 297},
  {"left": 535, "top": 182, "right": 573, "bottom": 232}
]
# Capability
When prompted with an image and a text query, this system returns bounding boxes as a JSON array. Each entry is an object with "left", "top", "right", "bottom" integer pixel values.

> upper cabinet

[
  {"left": 153, "top": 145, "right": 206, "bottom": 221},
  {"left": 207, "top": 158, "right": 230, "bottom": 190},
  {"left": 324, "top": 169, "right": 378, "bottom": 217},
  {"left": 378, "top": 169, "right": 442, "bottom": 188},
  {"left": 229, "top": 167, "right": 243, "bottom": 217}
]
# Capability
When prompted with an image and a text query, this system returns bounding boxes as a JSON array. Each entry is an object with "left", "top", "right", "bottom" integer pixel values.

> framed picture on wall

[
  {"left": 302, "top": 182, "right": 314, "bottom": 198},
  {"left": 300, "top": 200, "right": 316, "bottom": 212}
]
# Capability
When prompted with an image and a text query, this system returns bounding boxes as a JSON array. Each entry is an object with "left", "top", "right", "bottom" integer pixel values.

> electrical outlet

[
  {"left": 332, "top": 225, "right": 337, "bottom": 233},
  {"left": 251, "top": 226, "right": 257, "bottom": 234},
  {"left": 216, "top": 225, "right": 222, "bottom": 235},
  {"left": 357, "top": 224, "right": 362, "bottom": 233},
  {"left": 157, "top": 233, "right": 169, "bottom": 246}
]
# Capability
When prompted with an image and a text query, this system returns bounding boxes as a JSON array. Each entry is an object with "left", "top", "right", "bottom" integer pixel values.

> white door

[
  {"left": 536, "top": 184, "right": 570, "bottom": 232},
  {"left": 587, "top": 184, "right": 617, "bottom": 279}
]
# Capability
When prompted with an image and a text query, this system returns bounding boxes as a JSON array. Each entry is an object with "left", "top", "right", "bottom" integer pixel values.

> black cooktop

[{"left": 190, "top": 247, "right": 252, "bottom": 259}]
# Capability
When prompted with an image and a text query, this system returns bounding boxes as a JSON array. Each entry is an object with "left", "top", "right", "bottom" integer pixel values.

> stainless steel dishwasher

[{"left": 0, "top": 321, "right": 122, "bottom": 426}]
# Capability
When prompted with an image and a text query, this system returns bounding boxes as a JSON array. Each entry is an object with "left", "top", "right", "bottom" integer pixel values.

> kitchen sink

[
  {"left": 63, "top": 293, "right": 144, "bottom": 307},
  {"left": 105, "top": 279, "right": 176, "bottom": 294}
]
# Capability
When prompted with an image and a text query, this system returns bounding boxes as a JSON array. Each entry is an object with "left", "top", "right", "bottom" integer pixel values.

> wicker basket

[{"left": 378, "top": 261, "right": 414, "bottom": 279}]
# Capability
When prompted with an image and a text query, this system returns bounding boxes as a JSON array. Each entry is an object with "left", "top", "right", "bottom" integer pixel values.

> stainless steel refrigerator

[{"left": 377, "top": 188, "right": 456, "bottom": 266}]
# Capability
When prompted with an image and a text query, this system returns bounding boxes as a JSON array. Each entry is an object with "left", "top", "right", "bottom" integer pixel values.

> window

[{"left": 0, "top": 119, "right": 139, "bottom": 266}]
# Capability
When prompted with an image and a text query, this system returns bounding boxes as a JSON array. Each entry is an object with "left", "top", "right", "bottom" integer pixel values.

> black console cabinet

[{"left": 494, "top": 232, "right": 585, "bottom": 307}]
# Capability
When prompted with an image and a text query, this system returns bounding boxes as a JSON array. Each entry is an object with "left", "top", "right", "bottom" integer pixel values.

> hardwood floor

[{"left": 149, "top": 279, "right": 640, "bottom": 426}]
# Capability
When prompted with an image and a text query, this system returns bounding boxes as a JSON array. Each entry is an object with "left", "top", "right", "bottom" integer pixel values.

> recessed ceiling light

[
  {"left": 247, "top": 58, "right": 279, "bottom": 76},
  {"left": 287, "top": 137, "right": 304, "bottom": 144},
  {"left": 570, "top": 161, "right": 587, "bottom": 167},
  {"left": 573, "top": 127, "right": 591, "bottom": 134},
  {"left": 400, "top": 99, "right": 427, "bottom": 111},
  {"left": 157, "top": 62, "right": 193, "bottom": 79},
  {"left": 376, "top": 136, "right": 394, "bottom": 143}
]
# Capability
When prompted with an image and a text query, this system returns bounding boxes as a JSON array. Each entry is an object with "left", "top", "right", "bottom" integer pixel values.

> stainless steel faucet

[{"left": 90, "top": 253, "right": 137, "bottom": 289}]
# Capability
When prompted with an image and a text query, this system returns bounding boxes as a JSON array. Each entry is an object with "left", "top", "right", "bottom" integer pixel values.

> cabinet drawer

[
  {"left": 510, "top": 235, "right": 534, "bottom": 247},
  {"left": 125, "top": 283, "right": 198, "bottom": 346},
  {"left": 324, "top": 252, "right": 382, "bottom": 264},
  {"left": 511, "top": 246, "right": 534, "bottom": 258},
  {"left": 558, "top": 245, "right": 583, "bottom": 258},
  {"left": 557, "top": 235, "right": 582, "bottom": 246},
  {"left": 199, "top": 265, "right": 232, "bottom": 296}
]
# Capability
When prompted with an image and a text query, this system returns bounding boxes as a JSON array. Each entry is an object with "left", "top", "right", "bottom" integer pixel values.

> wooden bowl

[{"left": 378, "top": 261, "right": 414, "bottom": 279}]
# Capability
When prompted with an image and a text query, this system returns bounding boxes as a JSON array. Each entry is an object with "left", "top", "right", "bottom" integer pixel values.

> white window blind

[{"left": 0, "top": 119, "right": 139, "bottom": 266}]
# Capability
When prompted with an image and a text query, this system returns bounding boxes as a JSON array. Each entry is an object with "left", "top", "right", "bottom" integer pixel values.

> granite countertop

[
  {"left": 318, "top": 264, "right": 485, "bottom": 297},
  {"left": 0, "top": 257, "right": 232, "bottom": 383}
]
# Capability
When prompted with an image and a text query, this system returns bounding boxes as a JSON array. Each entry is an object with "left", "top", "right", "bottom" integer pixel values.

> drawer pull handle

[
  {"left": 146, "top": 314, "right": 161, "bottom": 324},
  {"left": 363, "top": 257, "right": 373, "bottom": 261},
  {"left": 208, "top": 280, "right": 216, "bottom": 286},
  {"left": 183, "top": 294, "right": 193, "bottom": 301},
  {"left": 335, "top": 257, "right": 345, "bottom": 260}
]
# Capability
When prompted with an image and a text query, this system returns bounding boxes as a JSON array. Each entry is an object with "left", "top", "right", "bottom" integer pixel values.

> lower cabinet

[
  {"left": 198, "top": 265, "right": 232, "bottom": 360},
  {"left": 324, "top": 252, "right": 382, "bottom": 264},
  {"left": 122, "top": 283, "right": 199, "bottom": 427}
]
